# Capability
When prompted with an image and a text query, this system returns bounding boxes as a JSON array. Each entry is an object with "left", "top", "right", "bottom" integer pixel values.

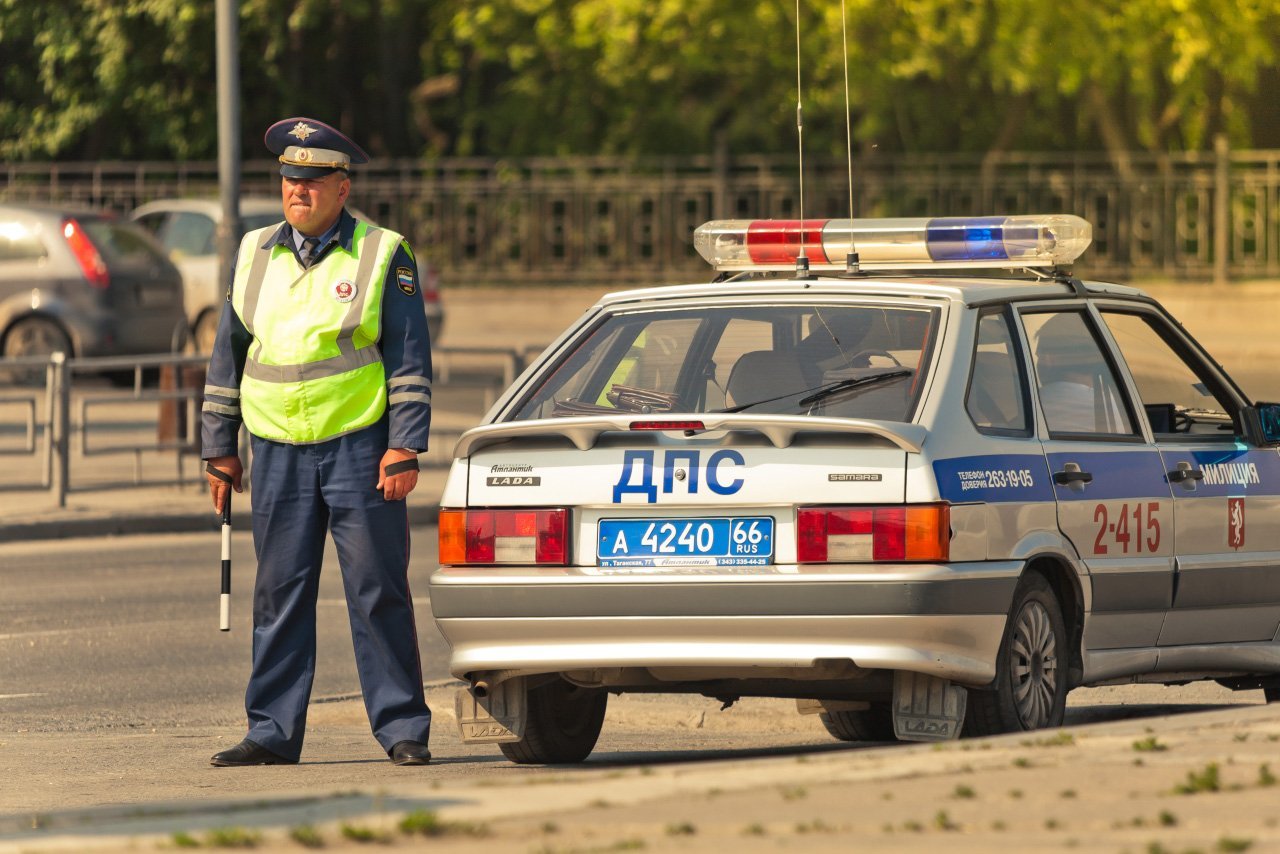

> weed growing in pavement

[
  {"left": 541, "top": 822, "right": 560, "bottom": 834},
  {"left": 795, "top": 819, "right": 835, "bottom": 834},
  {"left": 952, "top": 784, "right": 976, "bottom": 799},
  {"left": 588, "top": 799, "right": 611, "bottom": 809},
  {"left": 397, "top": 809, "right": 488, "bottom": 838},
  {"left": 288, "top": 824, "right": 324, "bottom": 848},
  {"left": 902, "top": 820, "right": 924, "bottom": 833},
  {"left": 1173, "top": 763, "right": 1222, "bottom": 795},
  {"left": 992, "top": 820, "right": 1006, "bottom": 831},
  {"left": 339, "top": 823, "right": 390, "bottom": 844},
  {"left": 743, "top": 823, "right": 766, "bottom": 836},
  {"left": 1258, "top": 764, "right": 1277, "bottom": 787},
  {"left": 1158, "top": 810, "right": 1178, "bottom": 827},
  {"left": 779, "top": 785, "right": 807, "bottom": 801},
  {"left": 933, "top": 811, "right": 959, "bottom": 831},
  {"left": 1217, "top": 837, "right": 1254, "bottom": 852},
  {"left": 1234, "top": 733, "right": 1250, "bottom": 742},
  {"left": 1022, "top": 731, "right": 1075, "bottom": 748},
  {"left": 665, "top": 822, "right": 696, "bottom": 836},
  {"left": 1044, "top": 818, "right": 1061, "bottom": 830},
  {"left": 1009, "top": 788, "right": 1024, "bottom": 799},
  {"left": 1012, "top": 757, "right": 1032, "bottom": 768},
  {"left": 1060, "top": 789, "right": 1077, "bottom": 799},
  {"left": 171, "top": 832, "right": 200, "bottom": 848},
  {"left": 1134, "top": 758, "right": 1147, "bottom": 766},
  {"left": 204, "top": 827, "right": 262, "bottom": 848},
  {"left": 881, "top": 791, "right": 894, "bottom": 800},
  {"left": 1133, "top": 736, "right": 1168, "bottom": 752}
]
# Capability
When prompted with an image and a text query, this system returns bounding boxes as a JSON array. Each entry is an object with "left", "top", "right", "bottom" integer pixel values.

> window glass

[
  {"left": 511, "top": 304, "right": 938, "bottom": 423},
  {"left": 1100, "top": 310, "right": 1239, "bottom": 437},
  {"left": 967, "top": 311, "right": 1028, "bottom": 432},
  {"left": 131, "top": 213, "right": 167, "bottom": 237},
  {"left": 162, "top": 212, "right": 216, "bottom": 256},
  {"left": 0, "top": 221, "right": 47, "bottom": 262},
  {"left": 1024, "top": 311, "right": 1136, "bottom": 436},
  {"left": 242, "top": 213, "right": 283, "bottom": 235},
  {"left": 81, "top": 220, "right": 170, "bottom": 266}
]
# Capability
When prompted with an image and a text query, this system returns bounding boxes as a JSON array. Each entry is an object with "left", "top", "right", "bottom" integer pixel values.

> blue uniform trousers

[{"left": 244, "top": 420, "right": 431, "bottom": 760}]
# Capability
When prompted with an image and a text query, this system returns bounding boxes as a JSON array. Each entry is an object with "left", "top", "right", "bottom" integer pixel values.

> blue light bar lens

[{"left": 926, "top": 217, "right": 1011, "bottom": 262}]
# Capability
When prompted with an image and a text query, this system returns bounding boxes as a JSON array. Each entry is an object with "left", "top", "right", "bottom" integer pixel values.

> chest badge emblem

[{"left": 334, "top": 280, "right": 357, "bottom": 303}]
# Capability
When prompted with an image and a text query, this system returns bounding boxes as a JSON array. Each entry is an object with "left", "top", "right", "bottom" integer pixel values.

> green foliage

[
  {"left": 3, "top": 0, "right": 1280, "bottom": 159},
  {"left": 288, "top": 824, "right": 325, "bottom": 848},
  {"left": 1133, "top": 736, "right": 1168, "bottom": 752},
  {"left": 1174, "top": 762, "right": 1222, "bottom": 795}
]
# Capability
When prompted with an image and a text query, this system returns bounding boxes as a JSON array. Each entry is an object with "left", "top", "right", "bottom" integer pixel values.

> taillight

[
  {"left": 62, "top": 218, "right": 109, "bottom": 289},
  {"left": 439, "top": 508, "right": 568, "bottom": 565},
  {"left": 421, "top": 265, "right": 440, "bottom": 304},
  {"left": 796, "top": 504, "right": 949, "bottom": 563}
]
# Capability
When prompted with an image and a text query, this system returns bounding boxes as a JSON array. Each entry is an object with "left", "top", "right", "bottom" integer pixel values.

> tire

[
  {"left": 1264, "top": 682, "right": 1280, "bottom": 704},
  {"left": 499, "top": 678, "right": 607, "bottom": 764},
  {"left": 819, "top": 703, "right": 897, "bottom": 742},
  {"left": 1, "top": 317, "right": 72, "bottom": 386},
  {"left": 191, "top": 310, "right": 219, "bottom": 355},
  {"left": 965, "top": 572, "right": 1068, "bottom": 736}
]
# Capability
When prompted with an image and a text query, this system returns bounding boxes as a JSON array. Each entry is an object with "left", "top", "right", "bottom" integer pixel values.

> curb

[{"left": 0, "top": 503, "right": 442, "bottom": 544}]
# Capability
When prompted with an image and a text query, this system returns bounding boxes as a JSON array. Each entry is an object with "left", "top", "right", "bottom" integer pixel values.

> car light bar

[
  {"left": 796, "top": 504, "right": 950, "bottom": 563},
  {"left": 693, "top": 215, "right": 1092, "bottom": 272},
  {"left": 439, "top": 508, "right": 568, "bottom": 565}
]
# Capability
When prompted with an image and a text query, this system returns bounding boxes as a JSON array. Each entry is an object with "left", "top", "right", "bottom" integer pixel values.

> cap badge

[
  {"left": 334, "top": 280, "right": 357, "bottom": 303},
  {"left": 295, "top": 148, "right": 313, "bottom": 162},
  {"left": 289, "top": 122, "right": 318, "bottom": 141}
]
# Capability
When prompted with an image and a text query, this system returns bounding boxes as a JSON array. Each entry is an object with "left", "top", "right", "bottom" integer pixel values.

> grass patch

[
  {"left": 933, "top": 811, "right": 959, "bottom": 831},
  {"left": 171, "top": 832, "right": 200, "bottom": 849},
  {"left": 205, "top": 827, "right": 262, "bottom": 848},
  {"left": 1173, "top": 763, "right": 1221, "bottom": 795},
  {"left": 1158, "top": 810, "right": 1178, "bottom": 827},
  {"left": 397, "top": 810, "right": 488, "bottom": 838},
  {"left": 1132, "top": 736, "right": 1167, "bottom": 752},
  {"left": 665, "top": 822, "right": 696, "bottom": 836},
  {"left": 288, "top": 825, "right": 324, "bottom": 848},
  {"left": 779, "top": 785, "right": 807, "bottom": 801},
  {"left": 952, "top": 784, "right": 976, "bottom": 799},
  {"left": 1217, "top": 838, "right": 1254, "bottom": 852},
  {"left": 1060, "top": 789, "right": 1077, "bottom": 799},
  {"left": 742, "top": 823, "right": 766, "bottom": 836},
  {"left": 1012, "top": 757, "right": 1032, "bottom": 768},
  {"left": 339, "top": 823, "right": 390, "bottom": 844},
  {"left": 1022, "top": 731, "right": 1075, "bottom": 747},
  {"left": 1258, "top": 764, "right": 1277, "bottom": 787}
]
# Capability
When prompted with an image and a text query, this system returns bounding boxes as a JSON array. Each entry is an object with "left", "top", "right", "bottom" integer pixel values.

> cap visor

[{"left": 280, "top": 164, "right": 345, "bottom": 180}]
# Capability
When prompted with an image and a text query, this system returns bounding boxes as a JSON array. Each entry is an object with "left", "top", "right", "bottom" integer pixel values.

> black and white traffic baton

[{"left": 206, "top": 463, "right": 233, "bottom": 632}]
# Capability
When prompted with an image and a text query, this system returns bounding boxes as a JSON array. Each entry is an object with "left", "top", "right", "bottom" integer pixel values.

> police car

[{"left": 429, "top": 215, "right": 1280, "bottom": 764}]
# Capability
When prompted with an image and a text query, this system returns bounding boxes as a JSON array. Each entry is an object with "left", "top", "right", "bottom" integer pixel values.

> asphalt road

[{"left": 0, "top": 527, "right": 453, "bottom": 734}]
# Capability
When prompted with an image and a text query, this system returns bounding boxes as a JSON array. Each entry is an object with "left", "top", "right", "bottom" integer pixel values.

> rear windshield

[
  {"left": 82, "top": 220, "right": 169, "bottom": 267},
  {"left": 510, "top": 303, "right": 939, "bottom": 423}
]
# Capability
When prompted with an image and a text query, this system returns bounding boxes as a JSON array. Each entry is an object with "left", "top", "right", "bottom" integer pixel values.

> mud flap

[
  {"left": 892, "top": 671, "right": 967, "bottom": 742},
  {"left": 454, "top": 676, "right": 527, "bottom": 744}
]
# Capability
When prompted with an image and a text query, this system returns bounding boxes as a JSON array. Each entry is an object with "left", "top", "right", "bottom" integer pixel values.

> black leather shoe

[
  {"left": 210, "top": 738, "right": 296, "bottom": 767},
  {"left": 389, "top": 740, "right": 431, "bottom": 766}
]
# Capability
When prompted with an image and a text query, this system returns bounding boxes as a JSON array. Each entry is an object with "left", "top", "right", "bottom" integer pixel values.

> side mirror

[{"left": 1242, "top": 402, "right": 1280, "bottom": 447}]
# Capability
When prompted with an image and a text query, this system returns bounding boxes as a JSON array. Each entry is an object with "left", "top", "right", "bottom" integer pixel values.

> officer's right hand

[{"left": 205, "top": 455, "right": 244, "bottom": 513}]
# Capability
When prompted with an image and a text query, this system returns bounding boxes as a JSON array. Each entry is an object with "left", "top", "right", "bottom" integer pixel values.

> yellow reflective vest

[{"left": 230, "top": 221, "right": 401, "bottom": 444}]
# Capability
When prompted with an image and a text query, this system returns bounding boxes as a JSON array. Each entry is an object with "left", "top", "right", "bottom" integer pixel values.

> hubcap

[{"left": 1010, "top": 600, "right": 1058, "bottom": 728}]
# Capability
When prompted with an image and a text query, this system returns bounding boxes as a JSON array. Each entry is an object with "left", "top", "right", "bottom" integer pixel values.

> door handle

[
  {"left": 1167, "top": 462, "right": 1204, "bottom": 484},
  {"left": 1052, "top": 462, "right": 1093, "bottom": 488}
]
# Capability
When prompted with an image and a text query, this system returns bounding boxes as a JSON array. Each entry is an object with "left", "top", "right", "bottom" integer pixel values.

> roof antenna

[
  {"left": 793, "top": 0, "right": 810, "bottom": 279},
  {"left": 840, "top": 0, "right": 860, "bottom": 275}
]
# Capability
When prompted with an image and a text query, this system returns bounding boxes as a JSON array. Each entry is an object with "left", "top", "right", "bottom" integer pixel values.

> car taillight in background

[
  {"left": 796, "top": 504, "right": 950, "bottom": 563},
  {"left": 421, "top": 262, "right": 440, "bottom": 305},
  {"left": 61, "top": 218, "right": 109, "bottom": 289},
  {"left": 439, "top": 508, "right": 568, "bottom": 565}
]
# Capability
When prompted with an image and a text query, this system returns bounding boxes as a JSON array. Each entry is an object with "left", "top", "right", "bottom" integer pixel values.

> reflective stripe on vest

[{"left": 230, "top": 221, "right": 401, "bottom": 444}]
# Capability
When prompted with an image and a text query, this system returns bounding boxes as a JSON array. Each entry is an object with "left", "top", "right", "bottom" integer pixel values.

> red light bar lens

[
  {"left": 796, "top": 505, "right": 949, "bottom": 563},
  {"left": 746, "top": 220, "right": 831, "bottom": 265},
  {"left": 630, "top": 421, "right": 705, "bottom": 431},
  {"left": 438, "top": 508, "right": 568, "bottom": 565}
]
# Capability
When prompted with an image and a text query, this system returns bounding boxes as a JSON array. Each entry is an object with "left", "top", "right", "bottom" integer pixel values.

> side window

[
  {"left": 0, "top": 220, "right": 48, "bottom": 262},
  {"left": 966, "top": 309, "right": 1029, "bottom": 434},
  {"left": 1023, "top": 311, "right": 1137, "bottom": 437},
  {"left": 1099, "top": 310, "right": 1240, "bottom": 438},
  {"left": 163, "top": 212, "right": 217, "bottom": 257}
]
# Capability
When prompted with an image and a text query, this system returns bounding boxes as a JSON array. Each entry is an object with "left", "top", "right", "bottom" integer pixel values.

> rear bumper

[{"left": 428, "top": 561, "right": 1021, "bottom": 686}]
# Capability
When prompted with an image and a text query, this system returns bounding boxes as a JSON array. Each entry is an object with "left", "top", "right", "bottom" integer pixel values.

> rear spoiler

[{"left": 453, "top": 413, "right": 927, "bottom": 457}]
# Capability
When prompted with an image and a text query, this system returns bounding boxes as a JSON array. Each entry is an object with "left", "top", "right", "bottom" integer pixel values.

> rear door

[
  {"left": 1098, "top": 306, "right": 1280, "bottom": 646},
  {"left": 1019, "top": 307, "right": 1175, "bottom": 651}
]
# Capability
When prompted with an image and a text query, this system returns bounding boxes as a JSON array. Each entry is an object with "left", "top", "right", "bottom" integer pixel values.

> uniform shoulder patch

[{"left": 395, "top": 266, "right": 417, "bottom": 296}]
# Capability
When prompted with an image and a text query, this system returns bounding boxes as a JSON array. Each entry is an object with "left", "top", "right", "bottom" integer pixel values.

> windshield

[{"left": 510, "top": 303, "right": 939, "bottom": 422}]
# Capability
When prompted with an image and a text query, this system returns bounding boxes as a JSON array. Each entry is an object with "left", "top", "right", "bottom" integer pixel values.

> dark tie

[{"left": 300, "top": 236, "right": 321, "bottom": 268}]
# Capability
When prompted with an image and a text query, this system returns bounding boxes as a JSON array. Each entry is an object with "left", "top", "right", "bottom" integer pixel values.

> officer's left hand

[{"left": 377, "top": 448, "right": 419, "bottom": 501}]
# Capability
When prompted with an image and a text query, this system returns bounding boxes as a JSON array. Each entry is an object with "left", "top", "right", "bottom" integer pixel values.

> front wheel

[
  {"left": 965, "top": 572, "right": 1068, "bottom": 736},
  {"left": 499, "top": 678, "right": 607, "bottom": 764},
  {"left": 819, "top": 703, "right": 897, "bottom": 742},
  {"left": 1, "top": 317, "right": 72, "bottom": 385}
]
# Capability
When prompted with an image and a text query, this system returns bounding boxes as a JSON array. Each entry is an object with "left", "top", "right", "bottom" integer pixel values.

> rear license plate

[{"left": 597, "top": 517, "right": 773, "bottom": 567}]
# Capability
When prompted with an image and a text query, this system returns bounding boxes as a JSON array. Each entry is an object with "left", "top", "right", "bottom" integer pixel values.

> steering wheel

[{"left": 850, "top": 348, "right": 904, "bottom": 367}]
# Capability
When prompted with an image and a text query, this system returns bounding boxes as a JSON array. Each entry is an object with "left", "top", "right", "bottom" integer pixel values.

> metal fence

[
  {"left": 0, "top": 347, "right": 530, "bottom": 505},
  {"left": 6, "top": 143, "right": 1280, "bottom": 284}
]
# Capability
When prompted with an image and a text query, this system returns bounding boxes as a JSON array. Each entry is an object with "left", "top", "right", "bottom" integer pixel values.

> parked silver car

[
  {"left": 0, "top": 203, "right": 186, "bottom": 376},
  {"left": 129, "top": 197, "right": 444, "bottom": 352}
]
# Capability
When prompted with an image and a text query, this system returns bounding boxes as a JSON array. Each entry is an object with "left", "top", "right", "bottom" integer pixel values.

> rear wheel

[
  {"left": 965, "top": 572, "right": 1068, "bottom": 736},
  {"left": 191, "top": 310, "right": 219, "bottom": 354},
  {"left": 819, "top": 703, "right": 896, "bottom": 742},
  {"left": 2, "top": 317, "right": 72, "bottom": 385},
  {"left": 499, "top": 678, "right": 607, "bottom": 764}
]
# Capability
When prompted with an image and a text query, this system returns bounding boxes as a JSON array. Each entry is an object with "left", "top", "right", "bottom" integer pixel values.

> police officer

[{"left": 202, "top": 117, "right": 433, "bottom": 767}]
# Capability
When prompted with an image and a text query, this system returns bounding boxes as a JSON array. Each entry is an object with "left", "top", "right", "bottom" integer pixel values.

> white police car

[{"left": 429, "top": 215, "right": 1280, "bottom": 763}]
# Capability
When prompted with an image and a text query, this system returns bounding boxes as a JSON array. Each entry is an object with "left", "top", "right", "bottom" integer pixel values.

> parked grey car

[
  {"left": 0, "top": 203, "right": 186, "bottom": 374},
  {"left": 130, "top": 197, "right": 444, "bottom": 352}
]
